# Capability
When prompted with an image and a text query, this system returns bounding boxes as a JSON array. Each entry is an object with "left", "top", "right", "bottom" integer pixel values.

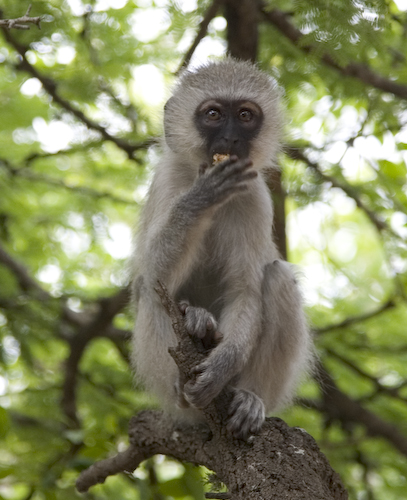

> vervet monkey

[{"left": 132, "top": 58, "right": 313, "bottom": 440}]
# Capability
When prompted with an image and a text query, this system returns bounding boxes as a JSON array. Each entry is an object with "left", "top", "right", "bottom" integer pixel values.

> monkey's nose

[{"left": 217, "top": 136, "right": 239, "bottom": 152}]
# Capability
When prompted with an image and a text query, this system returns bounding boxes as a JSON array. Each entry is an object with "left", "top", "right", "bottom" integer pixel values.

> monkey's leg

[
  {"left": 238, "top": 260, "right": 312, "bottom": 417},
  {"left": 227, "top": 260, "right": 312, "bottom": 440}
]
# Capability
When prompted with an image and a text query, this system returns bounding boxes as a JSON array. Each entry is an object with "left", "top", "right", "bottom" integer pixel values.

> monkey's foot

[
  {"left": 227, "top": 389, "right": 265, "bottom": 440},
  {"left": 179, "top": 301, "right": 221, "bottom": 349}
]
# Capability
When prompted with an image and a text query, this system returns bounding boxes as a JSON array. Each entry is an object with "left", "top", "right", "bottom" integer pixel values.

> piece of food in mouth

[{"left": 212, "top": 153, "right": 230, "bottom": 166}]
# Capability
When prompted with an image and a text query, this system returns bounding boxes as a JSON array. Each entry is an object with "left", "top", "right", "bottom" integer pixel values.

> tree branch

[
  {"left": 315, "top": 298, "right": 396, "bottom": 334},
  {"left": 0, "top": 156, "right": 136, "bottom": 205},
  {"left": 261, "top": 7, "right": 407, "bottom": 100},
  {"left": 76, "top": 283, "right": 347, "bottom": 500},
  {"left": 326, "top": 348, "right": 407, "bottom": 403},
  {"left": 224, "top": 0, "right": 260, "bottom": 62},
  {"left": 266, "top": 167, "right": 287, "bottom": 259},
  {"left": 0, "top": 242, "right": 50, "bottom": 300},
  {"left": 0, "top": 240, "right": 131, "bottom": 426},
  {"left": 61, "top": 286, "right": 131, "bottom": 425},
  {"left": 286, "top": 147, "right": 392, "bottom": 234},
  {"left": 177, "top": 0, "right": 224, "bottom": 73},
  {"left": 0, "top": 158, "right": 137, "bottom": 205},
  {"left": 0, "top": 5, "right": 42, "bottom": 31},
  {"left": 317, "top": 365, "right": 407, "bottom": 457},
  {"left": 1, "top": 31, "right": 150, "bottom": 160}
]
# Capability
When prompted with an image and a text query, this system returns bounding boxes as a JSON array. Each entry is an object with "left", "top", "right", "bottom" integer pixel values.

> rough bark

[
  {"left": 76, "top": 283, "right": 347, "bottom": 499},
  {"left": 224, "top": 0, "right": 260, "bottom": 62},
  {"left": 77, "top": 409, "right": 347, "bottom": 500}
]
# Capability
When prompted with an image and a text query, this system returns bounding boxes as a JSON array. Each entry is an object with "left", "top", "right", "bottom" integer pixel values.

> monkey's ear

[{"left": 163, "top": 97, "right": 178, "bottom": 152}]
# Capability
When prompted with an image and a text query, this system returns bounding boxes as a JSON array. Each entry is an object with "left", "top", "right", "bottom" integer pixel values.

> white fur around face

[{"left": 164, "top": 58, "right": 282, "bottom": 170}]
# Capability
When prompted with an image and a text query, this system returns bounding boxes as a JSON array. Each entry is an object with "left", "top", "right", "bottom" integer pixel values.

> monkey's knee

[
  {"left": 227, "top": 388, "right": 265, "bottom": 440},
  {"left": 262, "top": 260, "right": 302, "bottom": 303},
  {"left": 265, "top": 259, "right": 297, "bottom": 283}
]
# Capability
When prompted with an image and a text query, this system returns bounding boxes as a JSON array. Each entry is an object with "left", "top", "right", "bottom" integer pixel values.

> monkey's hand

[
  {"left": 192, "top": 156, "right": 257, "bottom": 210},
  {"left": 227, "top": 388, "right": 265, "bottom": 440},
  {"left": 179, "top": 300, "right": 222, "bottom": 350},
  {"left": 183, "top": 346, "right": 233, "bottom": 409}
]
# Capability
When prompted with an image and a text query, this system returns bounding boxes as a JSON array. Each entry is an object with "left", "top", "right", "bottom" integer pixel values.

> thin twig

[
  {"left": 286, "top": 147, "right": 393, "bottom": 234},
  {"left": 315, "top": 298, "right": 395, "bottom": 334},
  {"left": 0, "top": 156, "right": 135, "bottom": 205},
  {"left": 176, "top": 0, "right": 224, "bottom": 74},
  {"left": 261, "top": 7, "right": 407, "bottom": 100},
  {"left": 76, "top": 447, "right": 146, "bottom": 492},
  {"left": 2, "top": 31, "right": 149, "bottom": 160},
  {"left": 326, "top": 348, "right": 407, "bottom": 403},
  {"left": 0, "top": 5, "right": 42, "bottom": 31},
  {"left": 318, "top": 365, "right": 407, "bottom": 457}
]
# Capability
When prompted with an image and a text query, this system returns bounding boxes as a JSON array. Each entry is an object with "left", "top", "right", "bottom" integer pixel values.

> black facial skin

[{"left": 194, "top": 99, "right": 263, "bottom": 162}]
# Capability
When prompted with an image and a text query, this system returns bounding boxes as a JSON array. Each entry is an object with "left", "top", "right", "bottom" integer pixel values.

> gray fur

[
  {"left": 227, "top": 389, "right": 265, "bottom": 439},
  {"left": 131, "top": 58, "right": 314, "bottom": 439}
]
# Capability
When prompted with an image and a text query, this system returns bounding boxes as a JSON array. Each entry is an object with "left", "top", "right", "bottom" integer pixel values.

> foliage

[{"left": 0, "top": 0, "right": 407, "bottom": 499}]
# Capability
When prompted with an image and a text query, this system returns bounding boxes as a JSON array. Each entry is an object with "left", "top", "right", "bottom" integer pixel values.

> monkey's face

[{"left": 194, "top": 99, "right": 263, "bottom": 164}]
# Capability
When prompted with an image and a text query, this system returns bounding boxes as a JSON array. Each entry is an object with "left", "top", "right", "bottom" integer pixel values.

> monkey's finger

[
  {"left": 213, "top": 184, "right": 249, "bottom": 203},
  {"left": 216, "top": 161, "right": 254, "bottom": 183},
  {"left": 190, "top": 361, "right": 207, "bottom": 375},
  {"left": 214, "top": 176, "right": 256, "bottom": 200},
  {"left": 238, "top": 169, "right": 258, "bottom": 181},
  {"left": 229, "top": 172, "right": 258, "bottom": 191},
  {"left": 220, "top": 157, "right": 252, "bottom": 173},
  {"left": 206, "top": 316, "right": 217, "bottom": 331},
  {"left": 220, "top": 154, "right": 238, "bottom": 165},
  {"left": 211, "top": 155, "right": 239, "bottom": 174},
  {"left": 184, "top": 374, "right": 221, "bottom": 409},
  {"left": 178, "top": 301, "right": 189, "bottom": 314},
  {"left": 217, "top": 167, "right": 257, "bottom": 188}
]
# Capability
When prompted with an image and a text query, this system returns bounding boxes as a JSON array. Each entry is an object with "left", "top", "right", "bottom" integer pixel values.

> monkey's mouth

[{"left": 211, "top": 153, "right": 230, "bottom": 166}]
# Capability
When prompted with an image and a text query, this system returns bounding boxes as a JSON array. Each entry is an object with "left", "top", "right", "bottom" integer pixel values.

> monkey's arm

[
  {"left": 184, "top": 276, "right": 264, "bottom": 409},
  {"left": 142, "top": 157, "right": 256, "bottom": 294},
  {"left": 256, "top": 260, "right": 313, "bottom": 407}
]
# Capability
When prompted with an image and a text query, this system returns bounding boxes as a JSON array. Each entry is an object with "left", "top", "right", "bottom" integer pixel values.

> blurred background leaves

[{"left": 0, "top": 0, "right": 407, "bottom": 499}]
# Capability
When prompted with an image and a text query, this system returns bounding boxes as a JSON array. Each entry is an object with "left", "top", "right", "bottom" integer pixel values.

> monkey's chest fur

[
  {"left": 176, "top": 259, "right": 226, "bottom": 320},
  {"left": 175, "top": 196, "right": 265, "bottom": 322}
]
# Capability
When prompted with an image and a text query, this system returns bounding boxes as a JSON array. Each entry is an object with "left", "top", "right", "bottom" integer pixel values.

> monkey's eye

[
  {"left": 206, "top": 108, "right": 222, "bottom": 121},
  {"left": 239, "top": 109, "right": 253, "bottom": 122}
]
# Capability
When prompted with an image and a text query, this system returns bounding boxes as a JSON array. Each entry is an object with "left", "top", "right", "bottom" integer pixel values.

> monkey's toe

[
  {"left": 183, "top": 369, "right": 221, "bottom": 409},
  {"left": 227, "top": 389, "right": 265, "bottom": 440}
]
